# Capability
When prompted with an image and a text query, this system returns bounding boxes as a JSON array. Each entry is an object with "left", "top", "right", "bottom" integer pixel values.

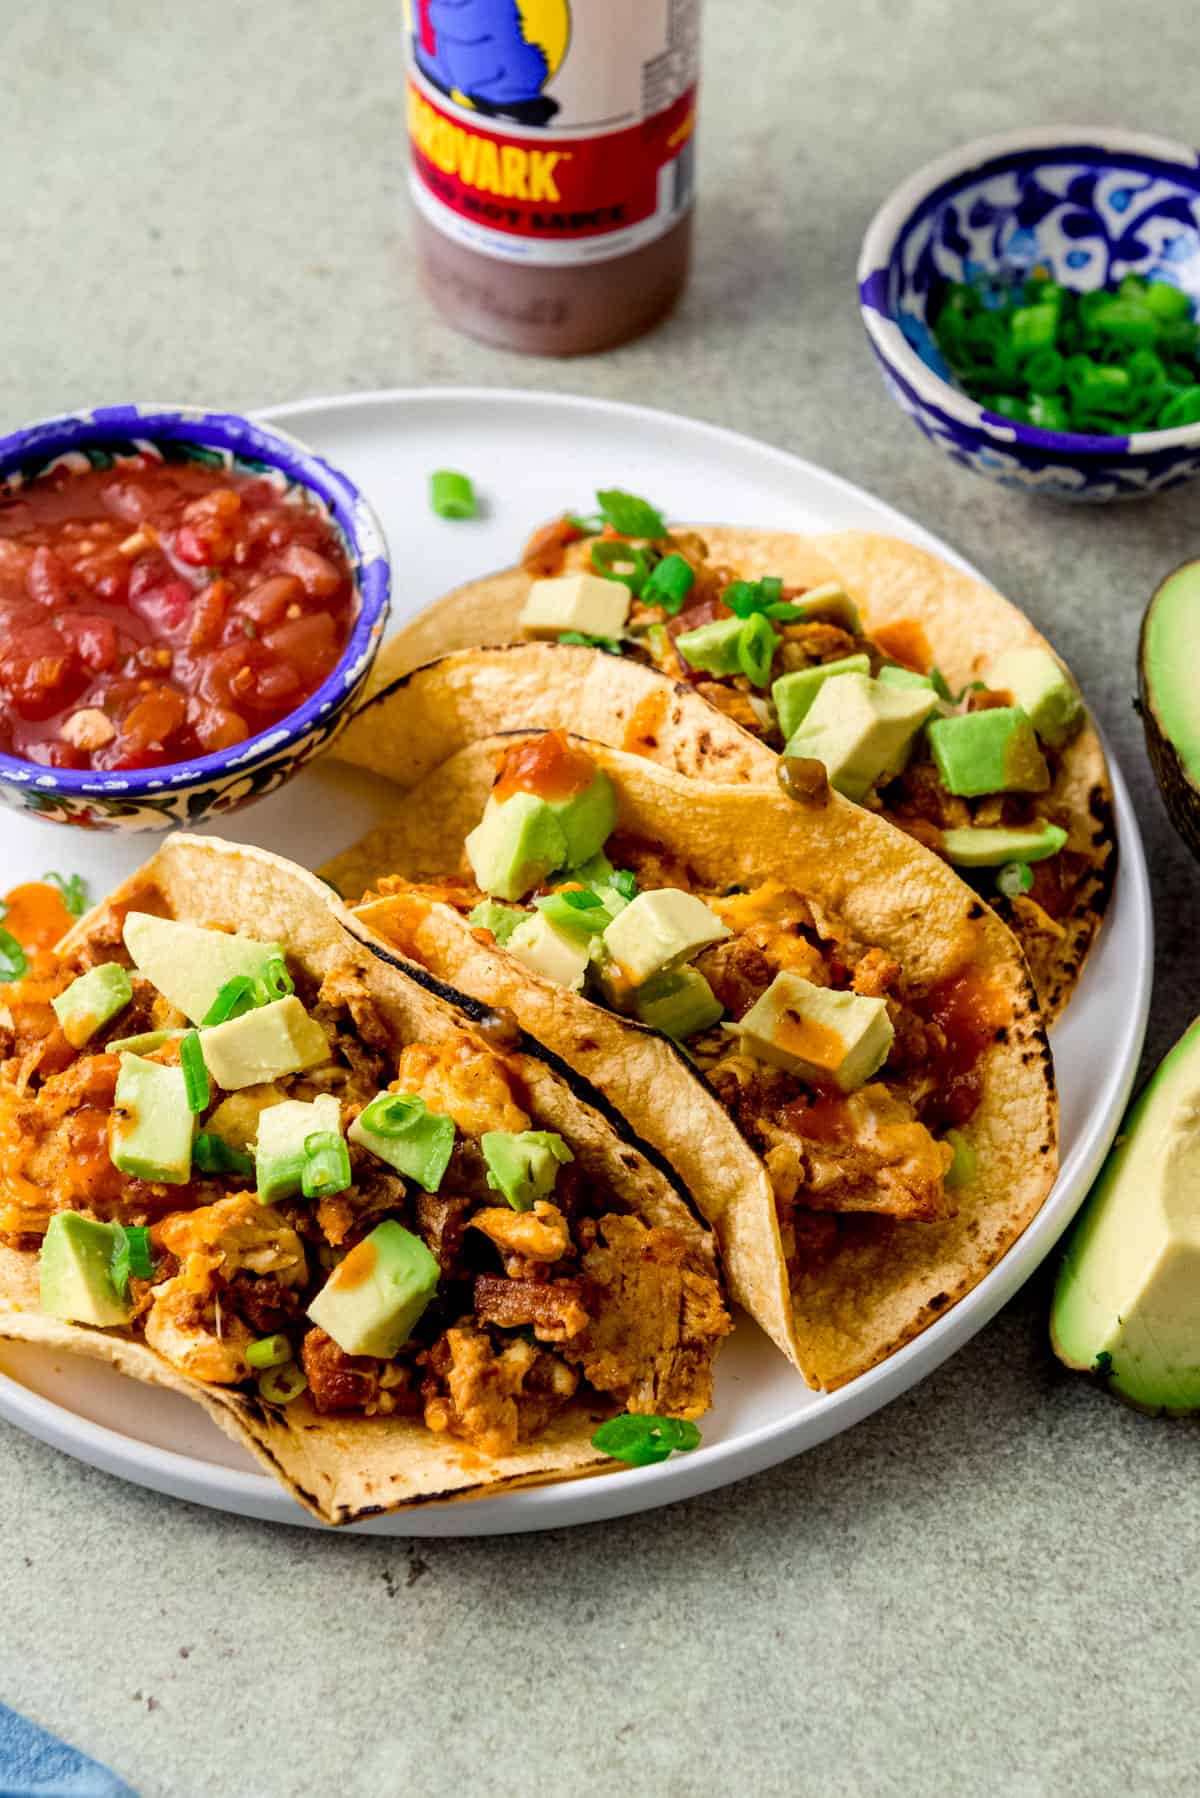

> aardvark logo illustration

[{"left": 412, "top": 0, "right": 571, "bottom": 125}]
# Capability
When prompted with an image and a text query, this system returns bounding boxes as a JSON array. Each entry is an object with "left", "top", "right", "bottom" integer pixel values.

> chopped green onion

[
  {"left": 764, "top": 601, "right": 807, "bottom": 623},
  {"left": 641, "top": 552, "right": 694, "bottom": 614},
  {"left": 258, "top": 1363, "right": 308, "bottom": 1405},
  {"left": 246, "top": 1334, "right": 293, "bottom": 1370},
  {"left": 359, "top": 1092, "right": 424, "bottom": 1137},
  {"left": 591, "top": 1413, "right": 702, "bottom": 1466},
  {"left": 202, "top": 975, "right": 260, "bottom": 1027},
  {"left": 194, "top": 1133, "right": 255, "bottom": 1177},
  {"left": 610, "top": 869, "right": 638, "bottom": 901},
  {"left": 561, "top": 888, "right": 604, "bottom": 910},
  {"left": 260, "top": 954, "right": 294, "bottom": 1001},
  {"left": 558, "top": 630, "right": 624, "bottom": 654},
  {"left": 0, "top": 929, "right": 28, "bottom": 984},
  {"left": 429, "top": 470, "right": 476, "bottom": 520},
  {"left": 180, "top": 1031, "right": 210, "bottom": 1114},
  {"left": 594, "top": 489, "right": 667, "bottom": 539},
  {"left": 590, "top": 539, "right": 649, "bottom": 594},
  {"left": 42, "top": 871, "right": 89, "bottom": 917},
  {"left": 110, "top": 1223, "right": 154, "bottom": 1300},
  {"left": 301, "top": 1130, "right": 352, "bottom": 1199},
  {"left": 996, "top": 861, "right": 1034, "bottom": 898},
  {"left": 736, "top": 613, "right": 779, "bottom": 688}
]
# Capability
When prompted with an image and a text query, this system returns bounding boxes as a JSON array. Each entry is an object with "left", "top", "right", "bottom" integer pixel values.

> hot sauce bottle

[{"left": 403, "top": 0, "right": 701, "bottom": 355}]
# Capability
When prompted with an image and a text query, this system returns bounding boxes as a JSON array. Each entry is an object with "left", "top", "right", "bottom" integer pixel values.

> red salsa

[{"left": 0, "top": 454, "right": 356, "bottom": 771}]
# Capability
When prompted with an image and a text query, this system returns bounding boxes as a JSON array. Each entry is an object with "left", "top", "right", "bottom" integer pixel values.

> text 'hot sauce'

[{"left": 403, "top": 0, "right": 701, "bottom": 355}]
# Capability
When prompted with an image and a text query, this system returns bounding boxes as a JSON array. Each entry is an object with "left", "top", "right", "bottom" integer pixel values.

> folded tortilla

[
  {"left": 0, "top": 835, "right": 722, "bottom": 1524},
  {"left": 328, "top": 735, "right": 1059, "bottom": 1389},
  {"left": 341, "top": 528, "right": 1113, "bottom": 1020}
]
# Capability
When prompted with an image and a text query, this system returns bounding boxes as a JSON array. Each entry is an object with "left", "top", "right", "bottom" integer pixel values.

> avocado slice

[
  {"left": 674, "top": 615, "right": 746, "bottom": 676},
  {"left": 199, "top": 996, "right": 328, "bottom": 1091},
  {"left": 464, "top": 769, "right": 617, "bottom": 901},
  {"left": 1139, "top": 559, "right": 1200, "bottom": 864},
  {"left": 507, "top": 911, "right": 591, "bottom": 990},
  {"left": 1052, "top": 1016, "right": 1200, "bottom": 1412},
  {"left": 256, "top": 1093, "right": 342, "bottom": 1204},
  {"left": 349, "top": 1092, "right": 456, "bottom": 1192},
  {"left": 307, "top": 1219, "right": 440, "bottom": 1358},
  {"left": 877, "top": 664, "right": 935, "bottom": 693},
  {"left": 731, "top": 971, "right": 894, "bottom": 1093},
  {"left": 635, "top": 966, "right": 723, "bottom": 1040},
  {"left": 783, "top": 672, "right": 937, "bottom": 802},
  {"left": 467, "top": 899, "right": 526, "bottom": 945},
  {"left": 772, "top": 655, "right": 871, "bottom": 740},
  {"left": 122, "top": 913, "right": 286, "bottom": 1026},
  {"left": 601, "top": 888, "right": 730, "bottom": 986},
  {"left": 110, "top": 1052, "right": 193, "bottom": 1184},
  {"left": 50, "top": 963, "right": 132, "bottom": 1049},
  {"left": 927, "top": 707, "right": 1050, "bottom": 798},
  {"left": 107, "top": 1028, "right": 182, "bottom": 1056},
  {"left": 940, "top": 821, "right": 1068, "bottom": 867},
  {"left": 795, "top": 584, "right": 863, "bottom": 634},
  {"left": 481, "top": 1130, "right": 573, "bottom": 1212},
  {"left": 985, "top": 646, "right": 1084, "bottom": 749},
  {"left": 39, "top": 1213, "right": 131, "bottom": 1328},
  {"left": 519, "top": 571, "right": 632, "bottom": 639}
]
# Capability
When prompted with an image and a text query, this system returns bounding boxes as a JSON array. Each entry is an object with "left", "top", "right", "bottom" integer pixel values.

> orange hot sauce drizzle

[
  {"left": 493, "top": 730, "right": 596, "bottom": 804},
  {"left": 2, "top": 881, "right": 74, "bottom": 955},
  {"left": 873, "top": 618, "right": 933, "bottom": 673}
]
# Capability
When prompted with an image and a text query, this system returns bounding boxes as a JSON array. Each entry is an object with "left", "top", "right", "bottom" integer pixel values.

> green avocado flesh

[
  {"left": 110, "top": 1053, "right": 193, "bottom": 1184},
  {"left": 772, "top": 655, "right": 871, "bottom": 740},
  {"left": 51, "top": 963, "right": 132, "bottom": 1049},
  {"left": 481, "top": 1130, "right": 573, "bottom": 1211},
  {"left": 122, "top": 913, "right": 285, "bottom": 1026},
  {"left": 1052, "top": 1016, "right": 1200, "bottom": 1412},
  {"left": 465, "top": 773, "right": 617, "bottom": 901},
  {"left": 307, "top": 1219, "right": 439, "bottom": 1358},
  {"left": 1140, "top": 560, "right": 1200, "bottom": 863},
  {"left": 927, "top": 707, "right": 1049, "bottom": 798},
  {"left": 40, "top": 1214, "right": 130, "bottom": 1327},
  {"left": 256, "top": 1093, "right": 341, "bottom": 1204},
  {"left": 940, "top": 821, "right": 1068, "bottom": 867},
  {"left": 349, "top": 1092, "right": 456, "bottom": 1192}
]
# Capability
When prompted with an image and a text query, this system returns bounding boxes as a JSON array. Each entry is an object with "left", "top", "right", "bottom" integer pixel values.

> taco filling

[
  {"left": 517, "top": 497, "right": 1093, "bottom": 985},
  {"left": 0, "top": 888, "right": 729, "bottom": 1461},
  {"left": 359, "top": 731, "right": 1009, "bottom": 1296}
]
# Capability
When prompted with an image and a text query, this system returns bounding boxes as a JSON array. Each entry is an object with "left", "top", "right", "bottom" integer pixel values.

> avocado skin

[
  {"left": 1051, "top": 1015, "right": 1200, "bottom": 1414},
  {"left": 1140, "top": 559, "right": 1200, "bottom": 865}
]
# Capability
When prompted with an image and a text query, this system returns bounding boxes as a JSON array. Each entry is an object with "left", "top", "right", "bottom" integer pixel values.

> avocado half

[
  {"left": 1139, "top": 560, "right": 1200, "bottom": 862},
  {"left": 1051, "top": 1015, "right": 1200, "bottom": 1413}
]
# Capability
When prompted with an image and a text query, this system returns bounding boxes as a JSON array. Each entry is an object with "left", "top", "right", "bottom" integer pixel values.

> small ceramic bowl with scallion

[{"left": 858, "top": 126, "right": 1200, "bottom": 500}]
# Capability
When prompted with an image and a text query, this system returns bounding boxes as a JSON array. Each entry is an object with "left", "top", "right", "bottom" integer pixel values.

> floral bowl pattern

[
  {"left": 858, "top": 128, "right": 1200, "bottom": 501},
  {"left": 0, "top": 405, "right": 391, "bottom": 830}
]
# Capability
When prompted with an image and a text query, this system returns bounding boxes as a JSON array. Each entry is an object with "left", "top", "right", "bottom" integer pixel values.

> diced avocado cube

[
  {"left": 200, "top": 997, "right": 329, "bottom": 1091},
  {"left": 674, "top": 614, "right": 745, "bottom": 676},
  {"left": 601, "top": 889, "right": 730, "bottom": 986},
  {"left": 307, "top": 1219, "right": 439, "bottom": 1358},
  {"left": 122, "top": 913, "right": 286, "bottom": 1026},
  {"left": 507, "top": 912, "right": 591, "bottom": 990},
  {"left": 50, "top": 963, "right": 132, "bottom": 1049},
  {"left": 110, "top": 1053, "right": 194, "bottom": 1184},
  {"left": 465, "top": 792, "right": 569, "bottom": 900},
  {"left": 481, "top": 1129, "right": 573, "bottom": 1212},
  {"left": 255, "top": 1093, "right": 341, "bottom": 1204},
  {"left": 206, "top": 1084, "right": 288, "bottom": 1152},
  {"left": 944, "top": 1129, "right": 977, "bottom": 1189},
  {"left": 107, "top": 1028, "right": 182, "bottom": 1056},
  {"left": 467, "top": 900, "right": 526, "bottom": 946},
  {"left": 772, "top": 655, "right": 871, "bottom": 740},
  {"left": 927, "top": 707, "right": 1050, "bottom": 798},
  {"left": 553, "top": 771, "right": 618, "bottom": 868},
  {"left": 783, "top": 672, "right": 937, "bottom": 803},
  {"left": 349, "top": 1092, "right": 456, "bottom": 1192},
  {"left": 731, "top": 971, "right": 894, "bottom": 1093},
  {"left": 940, "top": 821, "right": 1068, "bottom": 868},
  {"left": 877, "top": 664, "right": 935, "bottom": 692},
  {"left": 635, "top": 967, "right": 723, "bottom": 1040},
  {"left": 984, "top": 646, "right": 1084, "bottom": 749},
  {"left": 518, "top": 571, "right": 632, "bottom": 640},
  {"left": 795, "top": 583, "right": 862, "bottom": 633},
  {"left": 39, "top": 1213, "right": 131, "bottom": 1328}
]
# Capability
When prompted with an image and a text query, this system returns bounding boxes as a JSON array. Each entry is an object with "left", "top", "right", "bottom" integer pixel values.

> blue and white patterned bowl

[
  {"left": 0, "top": 405, "right": 390, "bottom": 830},
  {"left": 858, "top": 128, "right": 1200, "bottom": 501}
]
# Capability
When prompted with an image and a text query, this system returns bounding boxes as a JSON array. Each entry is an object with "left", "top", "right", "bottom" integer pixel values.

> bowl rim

[
  {"left": 0, "top": 403, "right": 391, "bottom": 797},
  {"left": 857, "top": 124, "right": 1200, "bottom": 456}
]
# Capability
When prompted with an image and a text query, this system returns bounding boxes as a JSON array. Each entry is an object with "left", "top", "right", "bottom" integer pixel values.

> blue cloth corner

[{"left": 0, "top": 1703, "right": 137, "bottom": 1798}]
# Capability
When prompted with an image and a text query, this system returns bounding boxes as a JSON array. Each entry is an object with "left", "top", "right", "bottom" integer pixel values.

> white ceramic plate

[{"left": 0, "top": 389, "right": 1151, "bottom": 1536}]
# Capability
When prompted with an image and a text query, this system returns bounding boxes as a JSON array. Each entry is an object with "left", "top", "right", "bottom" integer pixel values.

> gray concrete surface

[{"left": 3, "top": 3, "right": 1199, "bottom": 1793}]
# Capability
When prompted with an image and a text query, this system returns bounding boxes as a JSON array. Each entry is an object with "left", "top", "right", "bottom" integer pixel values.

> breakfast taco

[
  {"left": 0, "top": 835, "right": 730, "bottom": 1524},
  {"left": 341, "top": 505, "right": 1113, "bottom": 1019},
  {"left": 326, "top": 728, "right": 1058, "bottom": 1389}
]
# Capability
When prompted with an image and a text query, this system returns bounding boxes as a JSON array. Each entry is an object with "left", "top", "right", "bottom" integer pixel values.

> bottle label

[{"left": 403, "top": 0, "right": 700, "bottom": 267}]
